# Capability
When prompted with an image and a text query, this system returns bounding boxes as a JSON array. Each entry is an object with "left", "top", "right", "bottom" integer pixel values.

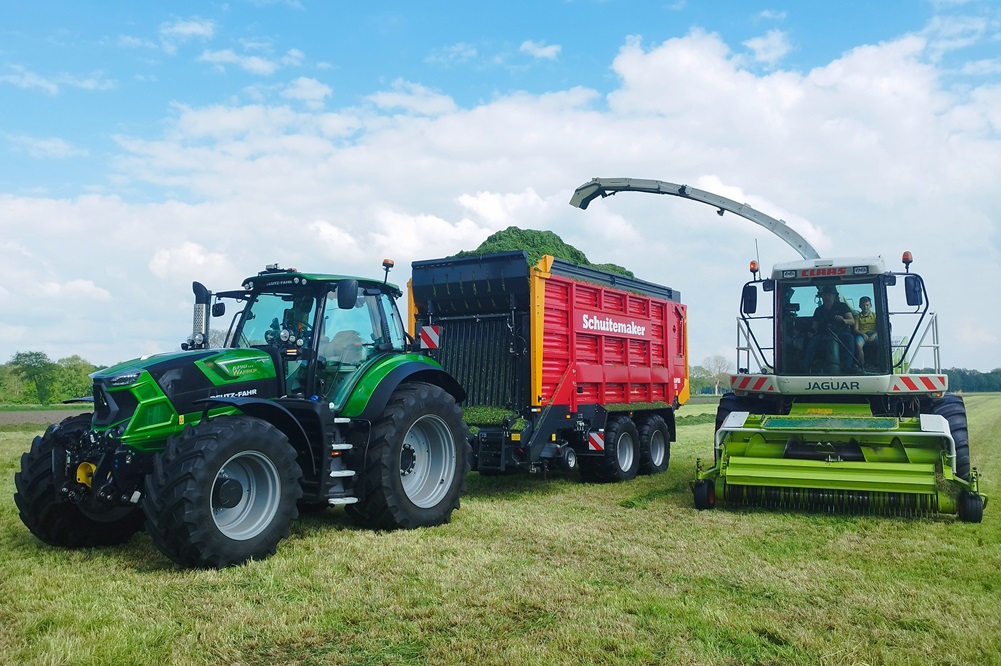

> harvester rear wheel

[
  {"left": 352, "top": 382, "right": 470, "bottom": 530},
  {"left": 693, "top": 479, "right": 716, "bottom": 510},
  {"left": 143, "top": 415, "right": 303, "bottom": 568},
  {"left": 930, "top": 394, "right": 971, "bottom": 480},
  {"left": 957, "top": 491, "right": 984, "bottom": 523},
  {"left": 14, "top": 413, "right": 145, "bottom": 548},
  {"left": 579, "top": 416, "right": 640, "bottom": 483},
  {"left": 637, "top": 415, "right": 670, "bottom": 475}
]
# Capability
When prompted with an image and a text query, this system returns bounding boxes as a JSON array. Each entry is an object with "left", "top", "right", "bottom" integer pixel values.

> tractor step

[
  {"left": 329, "top": 469, "right": 356, "bottom": 478},
  {"left": 327, "top": 497, "right": 359, "bottom": 506}
]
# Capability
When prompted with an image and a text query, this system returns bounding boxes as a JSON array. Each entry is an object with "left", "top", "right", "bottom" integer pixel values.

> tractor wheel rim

[
  {"left": 400, "top": 414, "right": 456, "bottom": 509},
  {"left": 211, "top": 450, "right": 281, "bottom": 540}
]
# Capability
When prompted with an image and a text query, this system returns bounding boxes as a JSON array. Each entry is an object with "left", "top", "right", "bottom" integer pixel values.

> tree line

[
  {"left": 1, "top": 351, "right": 999, "bottom": 405},
  {"left": 1, "top": 351, "right": 104, "bottom": 405}
]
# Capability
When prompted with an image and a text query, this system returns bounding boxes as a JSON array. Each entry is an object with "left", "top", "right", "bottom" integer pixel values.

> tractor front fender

[
  {"left": 347, "top": 360, "right": 466, "bottom": 422},
  {"left": 194, "top": 397, "right": 313, "bottom": 473}
]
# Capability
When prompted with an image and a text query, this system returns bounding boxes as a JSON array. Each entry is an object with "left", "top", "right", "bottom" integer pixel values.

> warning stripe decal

[
  {"left": 419, "top": 325, "right": 441, "bottom": 350},
  {"left": 588, "top": 431, "right": 604, "bottom": 451}
]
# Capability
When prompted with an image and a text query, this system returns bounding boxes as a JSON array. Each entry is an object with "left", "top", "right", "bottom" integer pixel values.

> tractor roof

[{"left": 771, "top": 256, "right": 887, "bottom": 281}]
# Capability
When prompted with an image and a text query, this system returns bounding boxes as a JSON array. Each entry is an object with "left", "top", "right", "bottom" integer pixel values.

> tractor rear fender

[
  {"left": 194, "top": 396, "right": 315, "bottom": 475},
  {"left": 353, "top": 362, "right": 466, "bottom": 422}
]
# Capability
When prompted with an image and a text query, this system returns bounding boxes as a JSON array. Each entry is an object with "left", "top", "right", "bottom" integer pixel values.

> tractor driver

[{"left": 802, "top": 285, "right": 856, "bottom": 373}]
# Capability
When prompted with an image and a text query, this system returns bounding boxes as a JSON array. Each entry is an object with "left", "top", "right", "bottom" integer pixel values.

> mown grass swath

[{"left": 2, "top": 396, "right": 999, "bottom": 665}]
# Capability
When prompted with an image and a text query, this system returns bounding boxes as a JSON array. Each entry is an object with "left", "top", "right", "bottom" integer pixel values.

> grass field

[{"left": 1, "top": 396, "right": 999, "bottom": 665}]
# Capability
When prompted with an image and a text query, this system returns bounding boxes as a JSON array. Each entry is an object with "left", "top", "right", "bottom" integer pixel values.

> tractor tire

[
  {"left": 352, "top": 382, "right": 470, "bottom": 530},
  {"left": 637, "top": 414, "right": 670, "bottom": 475},
  {"left": 14, "top": 413, "right": 144, "bottom": 548},
  {"left": 930, "top": 394, "right": 971, "bottom": 481},
  {"left": 693, "top": 479, "right": 716, "bottom": 511},
  {"left": 578, "top": 416, "right": 640, "bottom": 483},
  {"left": 957, "top": 490, "right": 984, "bottom": 523},
  {"left": 143, "top": 415, "right": 303, "bottom": 568}
]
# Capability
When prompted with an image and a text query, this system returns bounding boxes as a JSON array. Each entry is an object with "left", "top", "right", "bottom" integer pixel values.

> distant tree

[
  {"left": 0, "top": 364, "right": 31, "bottom": 404},
  {"left": 689, "top": 365, "right": 714, "bottom": 394},
  {"left": 53, "top": 355, "right": 97, "bottom": 402},
  {"left": 9, "top": 351, "right": 57, "bottom": 404},
  {"left": 703, "top": 355, "right": 734, "bottom": 395}
]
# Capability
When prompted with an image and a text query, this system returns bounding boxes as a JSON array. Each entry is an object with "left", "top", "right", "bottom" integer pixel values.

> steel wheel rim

[
  {"left": 617, "top": 430, "right": 635, "bottom": 471},
  {"left": 212, "top": 451, "right": 281, "bottom": 540},
  {"left": 649, "top": 429, "right": 666, "bottom": 467},
  {"left": 400, "top": 414, "right": 456, "bottom": 508}
]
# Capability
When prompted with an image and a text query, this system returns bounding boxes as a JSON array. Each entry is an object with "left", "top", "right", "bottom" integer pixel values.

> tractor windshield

[{"left": 235, "top": 292, "right": 319, "bottom": 349}]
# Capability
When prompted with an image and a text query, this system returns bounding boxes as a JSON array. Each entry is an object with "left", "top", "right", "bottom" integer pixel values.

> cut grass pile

[{"left": 1, "top": 395, "right": 1000, "bottom": 665}]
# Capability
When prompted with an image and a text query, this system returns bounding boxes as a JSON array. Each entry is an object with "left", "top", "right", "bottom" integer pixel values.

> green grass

[{"left": 2, "top": 396, "right": 1000, "bottom": 665}]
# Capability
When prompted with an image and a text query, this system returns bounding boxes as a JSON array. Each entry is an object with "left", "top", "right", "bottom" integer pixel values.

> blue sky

[{"left": 1, "top": 0, "right": 1000, "bottom": 370}]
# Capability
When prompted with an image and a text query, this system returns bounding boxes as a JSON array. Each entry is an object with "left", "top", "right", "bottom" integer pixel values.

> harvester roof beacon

[{"left": 570, "top": 177, "right": 986, "bottom": 522}]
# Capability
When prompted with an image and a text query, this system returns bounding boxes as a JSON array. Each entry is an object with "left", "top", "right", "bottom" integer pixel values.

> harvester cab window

[{"left": 777, "top": 281, "right": 879, "bottom": 375}]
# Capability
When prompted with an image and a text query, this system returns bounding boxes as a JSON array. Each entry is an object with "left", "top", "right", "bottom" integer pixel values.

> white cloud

[
  {"left": 0, "top": 66, "right": 59, "bottom": 94},
  {"left": 426, "top": 43, "right": 478, "bottom": 65},
  {"left": 281, "top": 77, "right": 332, "bottom": 109},
  {"left": 743, "top": 30, "right": 791, "bottom": 66},
  {"left": 4, "top": 134, "right": 87, "bottom": 159},
  {"left": 159, "top": 18, "right": 216, "bottom": 54},
  {"left": 367, "top": 80, "right": 457, "bottom": 115},
  {"left": 520, "top": 40, "right": 562, "bottom": 60},
  {"left": 198, "top": 48, "right": 303, "bottom": 76}
]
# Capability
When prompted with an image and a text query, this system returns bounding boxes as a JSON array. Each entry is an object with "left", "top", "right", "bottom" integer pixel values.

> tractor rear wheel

[
  {"left": 143, "top": 415, "right": 303, "bottom": 568},
  {"left": 637, "top": 414, "right": 670, "bottom": 475},
  {"left": 579, "top": 416, "right": 640, "bottom": 483},
  {"left": 352, "top": 382, "right": 469, "bottom": 530},
  {"left": 931, "top": 394, "right": 971, "bottom": 480},
  {"left": 14, "top": 413, "right": 144, "bottom": 548}
]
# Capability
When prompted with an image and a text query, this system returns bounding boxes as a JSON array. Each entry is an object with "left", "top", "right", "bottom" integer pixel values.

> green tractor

[
  {"left": 14, "top": 262, "right": 470, "bottom": 568},
  {"left": 571, "top": 177, "right": 986, "bottom": 521}
]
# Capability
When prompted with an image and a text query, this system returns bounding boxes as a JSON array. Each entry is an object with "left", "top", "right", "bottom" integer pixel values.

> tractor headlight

[
  {"left": 192, "top": 332, "right": 205, "bottom": 345},
  {"left": 108, "top": 371, "right": 142, "bottom": 387}
]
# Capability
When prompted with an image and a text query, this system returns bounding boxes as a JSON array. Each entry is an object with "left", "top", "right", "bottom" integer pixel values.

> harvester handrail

[
  {"left": 736, "top": 317, "right": 771, "bottom": 373},
  {"left": 570, "top": 177, "right": 820, "bottom": 260}
]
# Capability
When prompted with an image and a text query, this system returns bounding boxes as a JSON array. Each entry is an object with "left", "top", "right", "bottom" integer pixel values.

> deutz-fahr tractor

[
  {"left": 571, "top": 177, "right": 986, "bottom": 521},
  {"left": 14, "top": 262, "right": 470, "bottom": 568}
]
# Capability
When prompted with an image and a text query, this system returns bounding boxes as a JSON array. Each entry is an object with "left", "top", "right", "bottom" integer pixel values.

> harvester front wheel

[
  {"left": 14, "top": 413, "right": 145, "bottom": 548},
  {"left": 693, "top": 479, "right": 716, "bottom": 510},
  {"left": 143, "top": 415, "right": 303, "bottom": 568},
  {"left": 958, "top": 491, "right": 984, "bottom": 523},
  {"left": 931, "top": 394, "right": 971, "bottom": 480},
  {"left": 353, "top": 382, "right": 470, "bottom": 530},
  {"left": 580, "top": 416, "right": 640, "bottom": 483},
  {"left": 637, "top": 414, "right": 670, "bottom": 475}
]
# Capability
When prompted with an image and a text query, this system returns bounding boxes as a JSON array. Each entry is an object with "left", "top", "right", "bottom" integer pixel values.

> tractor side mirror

[
  {"left": 904, "top": 275, "right": 923, "bottom": 306},
  {"left": 212, "top": 302, "right": 226, "bottom": 317},
  {"left": 337, "top": 280, "right": 359, "bottom": 309},
  {"left": 741, "top": 284, "right": 758, "bottom": 314}
]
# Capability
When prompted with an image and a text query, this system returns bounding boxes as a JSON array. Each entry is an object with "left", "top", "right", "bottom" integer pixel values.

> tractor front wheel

[
  {"left": 352, "top": 382, "right": 470, "bottom": 530},
  {"left": 15, "top": 413, "right": 144, "bottom": 549},
  {"left": 143, "top": 415, "right": 303, "bottom": 568}
]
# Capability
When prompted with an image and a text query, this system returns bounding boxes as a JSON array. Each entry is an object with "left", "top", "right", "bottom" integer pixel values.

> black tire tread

[
  {"left": 14, "top": 413, "right": 144, "bottom": 548},
  {"left": 636, "top": 414, "right": 670, "bottom": 475}
]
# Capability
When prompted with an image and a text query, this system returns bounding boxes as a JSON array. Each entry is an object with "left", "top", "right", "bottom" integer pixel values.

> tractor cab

[
  {"left": 187, "top": 263, "right": 409, "bottom": 402},
  {"left": 737, "top": 253, "right": 934, "bottom": 377}
]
